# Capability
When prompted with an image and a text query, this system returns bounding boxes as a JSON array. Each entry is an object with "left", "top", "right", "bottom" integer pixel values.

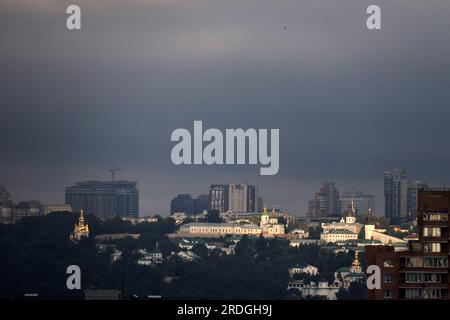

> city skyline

[
  {"left": 1, "top": 167, "right": 445, "bottom": 217},
  {"left": 2, "top": 0, "right": 450, "bottom": 215},
  {"left": 3, "top": 0, "right": 450, "bottom": 307}
]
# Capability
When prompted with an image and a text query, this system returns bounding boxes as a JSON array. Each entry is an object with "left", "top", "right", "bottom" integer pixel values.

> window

[
  {"left": 423, "top": 227, "right": 441, "bottom": 237},
  {"left": 423, "top": 213, "right": 448, "bottom": 221},
  {"left": 423, "top": 243, "right": 441, "bottom": 253},
  {"left": 405, "top": 289, "right": 421, "bottom": 299},
  {"left": 410, "top": 242, "right": 422, "bottom": 252},
  {"left": 423, "top": 288, "right": 442, "bottom": 299},
  {"left": 405, "top": 257, "right": 423, "bottom": 268},
  {"left": 405, "top": 273, "right": 423, "bottom": 283},
  {"left": 423, "top": 257, "right": 447, "bottom": 268},
  {"left": 424, "top": 273, "right": 442, "bottom": 283},
  {"left": 383, "top": 260, "right": 394, "bottom": 267},
  {"left": 383, "top": 275, "right": 393, "bottom": 283},
  {"left": 383, "top": 290, "right": 392, "bottom": 299}
]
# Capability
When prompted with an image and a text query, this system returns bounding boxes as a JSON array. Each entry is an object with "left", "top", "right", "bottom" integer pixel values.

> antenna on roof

[{"left": 110, "top": 167, "right": 122, "bottom": 181}]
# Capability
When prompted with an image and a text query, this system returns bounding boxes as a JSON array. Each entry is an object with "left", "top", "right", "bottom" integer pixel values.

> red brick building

[{"left": 366, "top": 188, "right": 450, "bottom": 300}]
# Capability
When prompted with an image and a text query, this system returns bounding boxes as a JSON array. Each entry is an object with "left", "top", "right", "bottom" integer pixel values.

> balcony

[
  {"left": 399, "top": 267, "right": 448, "bottom": 273},
  {"left": 399, "top": 283, "right": 448, "bottom": 289},
  {"left": 421, "top": 213, "right": 449, "bottom": 226},
  {"left": 398, "top": 267, "right": 448, "bottom": 277},
  {"left": 421, "top": 236, "right": 448, "bottom": 242}
]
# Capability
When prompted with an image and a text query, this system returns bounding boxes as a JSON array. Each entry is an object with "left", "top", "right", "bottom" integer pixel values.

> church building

[{"left": 70, "top": 209, "right": 90, "bottom": 241}]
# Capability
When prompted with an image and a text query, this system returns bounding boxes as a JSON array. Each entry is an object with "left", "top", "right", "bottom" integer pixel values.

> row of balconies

[{"left": 399, "top": 283, "right": 449, "bottom": 289}]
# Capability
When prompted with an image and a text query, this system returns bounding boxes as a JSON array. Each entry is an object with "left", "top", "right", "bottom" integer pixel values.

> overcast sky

[{"left": 1, "top": 0, "right": 450, "bottom": 216}]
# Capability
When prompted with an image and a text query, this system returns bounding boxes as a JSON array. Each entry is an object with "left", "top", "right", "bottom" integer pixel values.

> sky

[{"left": 1, "top": 0, "right": 450, "bottom": 216}]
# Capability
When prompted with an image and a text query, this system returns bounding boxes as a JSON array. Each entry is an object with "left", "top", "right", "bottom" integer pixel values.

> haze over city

[{"left": 1, "top": 0, "right": 450, "bottom": 215}]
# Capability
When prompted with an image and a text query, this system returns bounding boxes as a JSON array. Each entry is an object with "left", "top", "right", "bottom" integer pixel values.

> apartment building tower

[{"left": 366, "top": 188, "right": 450, "bottom": 300}]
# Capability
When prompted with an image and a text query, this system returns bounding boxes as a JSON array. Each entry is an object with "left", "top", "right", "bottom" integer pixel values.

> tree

[
  {"left": 192, "top": 244, "right": 209, "bottom": 259},
  {"left": 180, "top": 217, "right": 194, "bottom": 225},
  {"left": 235, "top": 236, "right": 254, "bottom": 256},
  {"left": 0, "top": 212, "right": 368, "bottom": 300},
  {"left": 308, "top": 226, "right": 321, "bottom": 239},
  {"left": 255, "top": 235, "right": 269, "bottom": 253},
  {"left": 286, "top": 288, "right": 302, "bottom": 300},
  {"left": 336, "top": 282, "right": 367, "bottom": 300},
  {"left": 358, "top": 227, "right": 365, "bottom": 239},
  {"left": 205, "top": 210, "right": 222, "bottom": 223}
]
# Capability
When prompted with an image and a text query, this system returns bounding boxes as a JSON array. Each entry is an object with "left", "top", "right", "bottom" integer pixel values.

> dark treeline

[{"left": 0, "top": 213, "right": 359, "bottom": 299}]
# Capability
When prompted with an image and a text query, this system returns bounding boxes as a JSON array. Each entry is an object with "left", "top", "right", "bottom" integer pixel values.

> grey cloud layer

[{"left": 1, "top": 0, "right": 450, "bottom": 214}]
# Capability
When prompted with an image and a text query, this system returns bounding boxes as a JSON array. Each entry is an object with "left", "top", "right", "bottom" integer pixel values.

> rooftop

[
  {"left": 181, "top": 222, "right": 260, "bottom": 229},
  {"left": 322, "top": 229, "right": 356, "bottom": 235},
  {"left": 290, "top": 264, "right": 317, "bottom": 269}
]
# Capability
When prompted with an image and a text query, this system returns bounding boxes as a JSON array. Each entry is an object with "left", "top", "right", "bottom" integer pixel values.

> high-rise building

[
  {"left": 209, "top": 184, "right": 229, "bottom": 212},
  {"left": 194, "top": 194, "right": 210, "bottom": 214},
  {"left": 407, "top": 180, "right": 427, "bottom": 219},
  {"left": 257, "top": 196, "right": 264, "bottom": 213},
  {"left": 209, "top": 184, "right": 257, "bottom": 213},
  {"left": 0, "top": 186, "right": 13, "bottom": 224},
  {"left": 13, "top": 200, "right": 42, "bottom": 222},
  {"left": 228, "top": 184, "right": 248, "bottom": 213},
  {"left": 247, "top": 185, "right": 256, "bottom": 213},
  {"left": 65, "top": 180, "right": 139, "bottom": 218},
  {"left": 0, "top": 202, "right": 13, "bottom": 224},
  {"left": 307, "top": 182, "right": 340, "bottom": 217},
  {"left": 384, "top": 168, "right": 422, "bottom": 221},
  {"left": 170, "top": 194, "right": 194, "bottom": 215},
  {"left": 340, "top": 191, "right": 375, "bottom": 216},
  {"left": 384, "top": 168, "right": 408, "bottom": 220},
  {"left": 0, "top": 186, "right": 10, "bottom": 202},
  {"left": 366, "top": 188, "right": 450, "bottom": 300},
  {"left": 170, "top": 193, "right": 210, "bottom": 215}
]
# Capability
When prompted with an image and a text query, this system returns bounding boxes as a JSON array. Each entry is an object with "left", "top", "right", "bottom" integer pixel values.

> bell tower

[
  {"left": 70, "top": 209, "right": 90, "bottom": 241},
  {"left": 260, "top": 207, "right": 269, "bottom": 227}
]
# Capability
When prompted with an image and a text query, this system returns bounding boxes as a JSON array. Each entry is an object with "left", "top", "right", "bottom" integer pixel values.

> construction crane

[{"left": 110, "top": 167, "right": 122, "bottom": 181}]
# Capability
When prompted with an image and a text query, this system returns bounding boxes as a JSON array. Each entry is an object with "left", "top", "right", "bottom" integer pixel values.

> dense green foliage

[{"left": 336, "top": 282, "right": 367, "bottom": 300}]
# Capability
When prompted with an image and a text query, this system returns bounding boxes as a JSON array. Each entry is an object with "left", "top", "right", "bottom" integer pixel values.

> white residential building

[
  {"left": 175, "top": 251, "right": 201, "bottom": 262},
  {"left": 110, "top": 250, "right": 122, "bottom": 263},
  {"left": 43, "top": 204, "right": 72, "bottom": 215},
  {"left": 178, "top": 208, "right": 285, "bottom": 238},
  {"left": 289, "top": 229, "right": 310, "bottom": 239},
  {"left": 320, "top": 203, "right": 361, "bottom": 243},
  {"left": 287, "top": 279, "right": 341, "bottom": 300},
  {"left": 179, "top": 222, "right": 261, "bottom": 236},
  {"left": 364, "top": 225, "right": 407, "bottom": 246},
  {"left": 320, "top": 229, "right": 358, "bottom": 243},
  {"left": 124, "top": 216, "right": 158, "bottom": 225},
  {"left": 171, "top": 212, "right": 188, "bottom": 225},
  {"left": 288, "top": 264, "right": 319, "bottom": 277},
  {"left": 136, "top": 244, "right": 163, "bottom": 266},
  {"left": 289, "top": 239, "right": 323, "bottom": 247}
]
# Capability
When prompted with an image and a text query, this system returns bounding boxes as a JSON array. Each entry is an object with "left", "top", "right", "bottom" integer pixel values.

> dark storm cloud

[{"left": 1, "top": 0, "right": 450, "bottom": 214}]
